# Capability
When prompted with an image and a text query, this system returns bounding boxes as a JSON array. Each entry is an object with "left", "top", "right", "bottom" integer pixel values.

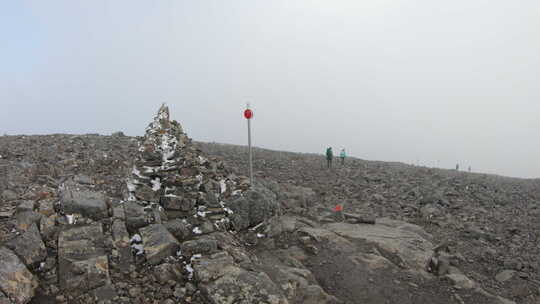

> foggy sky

[{"left": 1, "top": 1, "right": 539, "bottom": 178}]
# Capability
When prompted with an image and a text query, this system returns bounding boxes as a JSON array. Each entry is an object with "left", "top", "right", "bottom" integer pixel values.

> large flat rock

[
  {"left": 323, "top": 218, "right": 434, "bottom": 272},
  {"left": 58, "top": 224, "right": 110, "bottom": 295},
  {"left": 111, "top": 219, "right": 131, "bottom": 271},
  {"left": 5, "top": 223, "right": 46, "bottom": 268},
  {"left": 199, "top": 266, "right": 289, "bottom": 304},
  {"left": 0, "top": 247, "right": 38, "bottom": 304},
  {"left": 61, "top": 190, "right": 108, "bottom": 220},
  {"left": 140, "top": 224, "right": 180, "bottom": 265}
]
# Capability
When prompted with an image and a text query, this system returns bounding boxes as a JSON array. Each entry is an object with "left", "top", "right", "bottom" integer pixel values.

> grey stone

[
  {"left": 58, "top": 224, "right": 110, "bottom": 295},
  {"left": 1, "top": 190, "right": 18, "bottom": 201},
  {"left": 161, "top": 196, "right": 183, "bottom": 211},
  {"left": 89, "top": 284, "right": 118, "bottom": 302},
  {"left": 5, "top": 223, "right": 47, "bottom": 267},
  {"left": 495, "top": 270, "right": 516, "bottom": 283},
  {"left": 37, "top": 200, "right": 55, "bottom": 217},
  {"left": 181, "top": 239, "right": 218, "bottom": 256},
  {"left": 74, "top": 174, "right": 94, "bottom": 185},
  {"left": 135, "top": 184, "right": 160, "bottom": 203},
  {"left": 317, "top": 218, "right": 434, "bottom": 272},
  {"left": 111, "top": 220, "right": 131, "bottom": 270},
  {"left": 124, "top": 201, "right": 149, "bottom": 232},
  {"left": 13, "top": 211, "right": 43, "bottom": 231},
  {"left": 15, "top": 201, "right": 34, "bottom": 213},
  {"left": 164, "top": 219, "right": 190, "bottom": 241},
  {"left": 193, "top": 252, "right": 235, "bottom": 283},
  {"left": 446, "top": 273, "right": 475, "bottom": 290},
  {"left": 61, "top": 190, "right": 108, "bottom": 220},
  {"left": 0, "top": 247, "right": 38, "bottom": 304},
  {"left": 112, "top": 205, "right": 126, "bottom": 220},
  {"left": 152, "top": 263, "right": 183, "bottom": 284},
  {"left": 199, "top": 266, "right": 287, "bottom": 304},
  {"left": 39, "top": 214, "right": 58, "bottom": 241},
  {"left": 140, "top": 224, "right": 180, "bottom": 265},
  {"left": 228, "top": 187, "right": 279, "bottom": 231}
]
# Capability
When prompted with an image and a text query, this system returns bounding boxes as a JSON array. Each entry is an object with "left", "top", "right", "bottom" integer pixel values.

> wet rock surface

[{"left": 1, "top": 105, "right": 538, "bottom": 303}]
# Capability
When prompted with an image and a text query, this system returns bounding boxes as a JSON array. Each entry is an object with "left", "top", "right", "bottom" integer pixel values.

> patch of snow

[
  {"left": 250, "top": 222, "right": 264, "bottom": 231},
  {"left": 220, "top": 180, "right": 227, "bottom": 194},
  {"left": 132, "top": 244, "right": 144, "bottom": 255},
  {"left": 232, "top": 190, "right": 242, "bottom": 196},
  {"left": 128, "top": 193, "right": 136, "bottom": 201},
  {"left": 133, "top": 167, "right": 149, "bottom": 179},
  {"left": 191, "top": 254, "right": 202, "bottom": 261},
  {"left": 66, "top": 214, "right": 76, "bottom": 224},
  {"left": 185, "top": 264, "right": 194, "bottom": 280},
  {"left": 176, "top": 250, "right": 182, "bottom": 257},
  {"left": 197, "top": 211, "right": 206, "bottom": 218},
  {"left": 192, "top": 227, "right": 202, "bottom": 235},
  {"left": 224, "top": 207, "right": 234, "bottom": 215},
  {"left": 130, "top": 234, "right": 142, "bottom": 243},
  {"left": 257, "top": 233, "right": 265, "bottom": 238},
  {"left": 127, "top": 181, "right": 136, "bottom": 192},
  {"left": 151, "top": 178, "right": 161, "bottom": 191},
  {"left": 39, "top": 262, "right": 45, "bottom": 270}
]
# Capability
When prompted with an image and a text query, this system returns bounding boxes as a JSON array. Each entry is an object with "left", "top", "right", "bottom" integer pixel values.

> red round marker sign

[{"left": 244, "top": 109, "right": 253, "bottom": 119}]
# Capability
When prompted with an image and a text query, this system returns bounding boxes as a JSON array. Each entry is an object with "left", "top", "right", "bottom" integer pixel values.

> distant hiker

[
  {"left": 326, "top": 147, "right": 333, "bottom": 168},
  {"left": 340, "top": 148, "right": 346, "bottom": 165}
]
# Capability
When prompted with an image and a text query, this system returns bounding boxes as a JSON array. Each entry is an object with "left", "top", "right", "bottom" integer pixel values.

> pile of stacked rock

[{"left": 126, "top": 104, "right": 250, "bottom": 234}]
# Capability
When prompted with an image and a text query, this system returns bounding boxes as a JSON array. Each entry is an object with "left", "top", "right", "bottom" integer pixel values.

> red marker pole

[{"left": 244, "top": 104, "right": 254, "bottom": 185}]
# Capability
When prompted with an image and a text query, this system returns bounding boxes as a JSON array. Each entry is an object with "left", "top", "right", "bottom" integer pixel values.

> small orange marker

[{"left": 334, "top": 204, "right": 343, "bottom": 212}]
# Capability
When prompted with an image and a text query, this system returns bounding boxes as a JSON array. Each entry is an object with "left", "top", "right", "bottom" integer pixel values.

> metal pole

[{"left": 247, "top": 105, "right": 253, "bottom": 185}]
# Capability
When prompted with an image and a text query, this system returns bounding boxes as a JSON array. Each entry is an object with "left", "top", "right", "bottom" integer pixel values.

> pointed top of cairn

[{"left": 126, "top": 104, "right": 250, "bottom": 233}]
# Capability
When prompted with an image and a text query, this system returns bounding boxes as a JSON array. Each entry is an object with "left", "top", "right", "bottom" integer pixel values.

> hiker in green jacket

[
  {"left": 340, "top": 148, "right": 346, "bottom": 165},
  {"left": 326, "top": 147, "right": 333, "bottom": 168}
]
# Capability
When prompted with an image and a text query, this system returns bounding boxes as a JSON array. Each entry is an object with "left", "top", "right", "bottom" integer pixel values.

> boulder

[
  {"left": 193, "top": 252, "right": 235, "bottom": 283},
  {"left": 111, "top": 219, "right": 131, "bottom": 270},
  {"left": 152, "top": 263, "right": 183, "bottom": 284},
  {"left": 5, "top": 223, "right": 46, "bottom": 267},
  {"left": 446, "top": 273, "right": 475, "bottom": 290},
  {"left": 124, "top": 201, "right": 149, "bottom": 232},
  {"left": 181, "top": 238, "right": 218, "bottom": 256},
  {"left": 13, "top": 211, "right": 42, "bottom": 231},
  {"left": 495, "top": 270, "right": 516, "bottom": 283},
  {"left": 140, "top": 224, "right": 180, "bottom": 265},
  {"left": 61, "top": 190, "right": 108, "bottom": 220},
  {"left": 199, "top": 266, "right": 288, "bottom": 304},
  {"left": 39, "top": 214, "right": 57, "bottom": 242},
  {"left": 37, "top": 200, "right": 55, "bottom": 217},
  {"left": 0, "top": 247, "right": 38, "bottom": 304},
  {"left": 228, "top": 187, "right": 279, "bottom": 231},
  {"left": 164, "top": 219, "right": 190, "bottom": 241},
  {"left": 323, "top": 218, "right": 434, "bottom": 272},
  {"left": 15, "top": 201, "right": 34, "bottom": 213},
  {"left": 58, "top": 224, "right": 110, "bottom": 295},
  {"left": 74, "top": 174, "right": 94, "bottom": 185}
]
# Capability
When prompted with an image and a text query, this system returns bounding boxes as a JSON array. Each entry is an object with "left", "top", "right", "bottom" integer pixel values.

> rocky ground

[{"left": 1, "top": 110, "right": 539, "bottom": 304}]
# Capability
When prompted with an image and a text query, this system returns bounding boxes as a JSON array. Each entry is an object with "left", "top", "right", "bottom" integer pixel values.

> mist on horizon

[{"left": 1, "top": 1, "right": 539, "bottom": 178}]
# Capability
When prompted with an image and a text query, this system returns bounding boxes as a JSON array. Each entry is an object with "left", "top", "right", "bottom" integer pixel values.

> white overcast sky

[{"left": 1, "top": 1, "right": 539, "bottom": 178}]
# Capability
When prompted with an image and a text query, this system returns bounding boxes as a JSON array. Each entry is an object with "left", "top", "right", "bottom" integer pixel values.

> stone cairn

[
  {"left": 0, "top": 105, "right": 282, "bottom": 304},
  {"left": 126, "top": 104, "right": 250, "bottom": 236}
]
